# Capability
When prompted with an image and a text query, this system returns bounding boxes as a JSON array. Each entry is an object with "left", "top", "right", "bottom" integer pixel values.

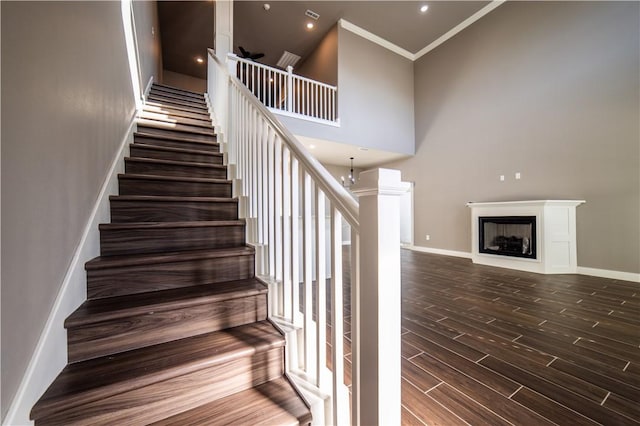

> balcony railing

[
  {"left": 207, "top": 48, "right": 406, "bottom": 425},
  {"left": 230, "top": 54, "right": 338, "bottom": 124}
]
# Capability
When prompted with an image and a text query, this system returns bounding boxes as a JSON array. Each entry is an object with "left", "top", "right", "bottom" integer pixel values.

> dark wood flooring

[{"left": 399, "top": 249, "right": 639, "bottom": 425}]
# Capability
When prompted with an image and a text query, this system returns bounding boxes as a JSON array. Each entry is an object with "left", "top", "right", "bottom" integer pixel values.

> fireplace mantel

[{"left": 467, "top": 200, "right": 585, "bottom": 274}]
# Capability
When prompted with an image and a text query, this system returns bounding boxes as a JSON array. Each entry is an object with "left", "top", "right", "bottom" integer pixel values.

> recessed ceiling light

[
  {"left": 309, "top": 144, "right": 316, "bottom": 149},
  {"left": 195, "top": 57, "right": 204, "bottom": 64},
  {"left": 306, "top": 22, "right": 314, "bottom": 30},
  {"left": 420, "top": 4, "right": 429, "bottom": 13}
]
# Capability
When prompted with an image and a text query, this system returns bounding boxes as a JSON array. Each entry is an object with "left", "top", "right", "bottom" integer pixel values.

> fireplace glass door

[{"left": 479, "top": 216, "right": 536, "bottom": 259}]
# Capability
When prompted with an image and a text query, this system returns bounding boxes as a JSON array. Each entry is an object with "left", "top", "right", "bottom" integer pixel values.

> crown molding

[
  {"left": 414, "top": 0, "right": 506, "bottom": 60},
  {"left": 339, "top": 1, "right": 506, "bottom": 62},
  {"left": 339, "top": 19, "right": 414, "bottom": 60}
]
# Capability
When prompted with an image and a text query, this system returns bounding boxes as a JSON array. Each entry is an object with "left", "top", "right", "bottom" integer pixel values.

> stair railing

[
  {"left": 229, "top": 54, "right": 338, "bottom": 123},
  {"left": 207, "top": 48, "right": 405, "bottom": 426}
]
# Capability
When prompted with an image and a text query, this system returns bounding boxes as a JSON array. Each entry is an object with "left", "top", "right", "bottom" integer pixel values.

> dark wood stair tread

[
  {"left": 146, "top": 97, "right": 208, "bottom": 112},
  {"left": 136, "top": 113, "right": 213, "bottom": 130},
  {"left": 66, "top": 278, "right": 265, "bottom": 327},
  {"left": 125, "top": 156, "right": 226, "bottom": 170},
  {"left": 99, "top": 219, "right": 244, "bottom": 232},
  {"left": 150, "top": 377, "right": 312, "bottom": 426},
  {"left": 109, "top": 194, "right": 237, "bottom": 203},
  {"left": 118, "top": 173, "right": 230, "bottom": 184},
  {"left": 30, "top": 321, "right": 284, "bottom": 421},
  {"left": 142, "top": 105, "right": 212, "bottom": 122},
  {"left": 137, "top": 119, "right": 214, "bottom": 137},
  {"left": 85, "top": 246, "right": 253, "bottom": 270},
  {"left": 152, "top": 83, "right": 203, "bottom": 97},
  {"left": 131, "top": 143, "right": 223, "bottom": 158},
  {"left": 134, "top": 131, "right": 219, "bottom": 147}
]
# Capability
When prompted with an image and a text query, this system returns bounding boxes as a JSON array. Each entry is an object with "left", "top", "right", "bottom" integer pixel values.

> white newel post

[
  {"left": 211, "top": 0, "right": 233, "bottom": 141},
  {"left": 286, "top": 65, "right": 294, "bottom": 113},
  {"left": 351, "top": 168, "right": 409, "bottom": 426}
]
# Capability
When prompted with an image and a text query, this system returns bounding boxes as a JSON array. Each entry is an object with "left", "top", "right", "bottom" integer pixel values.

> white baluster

[
  {"left": 266, "top": 131, "right": 275, "bottom": 278},
  {"left": 281, "top": 147, "right": 292, "bottom": 321},
  {"left": 331, "top": 208, "right": 347, "bottom": 425},
  {"left": 302, "top": 170, "right": 316, "bottom": 379},
  {"left": 274, "top": 136, "right": 283, "bottom": 315},
  {"left": 291, "top": 158, "right": 301, "bottom": 327},
  {"left": 315, "top": 189, "right": 327, "bottom": 389},
  {"left": 349, "top": 231, "right": 361, "bottom": 426}
]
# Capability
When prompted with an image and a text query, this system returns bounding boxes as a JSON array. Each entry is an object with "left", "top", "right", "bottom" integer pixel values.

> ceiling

[
  {"left": 159, "top": 1, "right": 491, "bottom": 77},
  {"left": 234, "top": 1, "right": 489, "bottom": 68}
]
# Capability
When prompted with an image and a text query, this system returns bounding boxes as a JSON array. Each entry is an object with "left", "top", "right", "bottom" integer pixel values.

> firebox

[{"left": 479, "top": 216, "right": 536, "bottom": 259}]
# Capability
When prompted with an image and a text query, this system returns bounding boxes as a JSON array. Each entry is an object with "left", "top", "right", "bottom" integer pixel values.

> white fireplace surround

[{"left": 467, "top": 200, "right": 585, "bottom": 274}]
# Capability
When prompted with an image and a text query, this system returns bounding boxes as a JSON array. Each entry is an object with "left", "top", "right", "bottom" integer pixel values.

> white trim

[
  {"left": 576, "top": 267, "right": 640, "bottom": 284},
  {"left": 339, "top": 19, "right": 414, "bottom": 61},
  {"left": 405, "top": 244, "right": 472, "bottom": 259},
  {"left": 414, "top": 1, "right": 506, "bottom": 60},
  {"left": 339, "top": 1, "right": 505, "bottom": 62},
  {"left": 2, "top": 114, "right": 136, "bottom": 426},
  {"left": 142, "top": 75, "right": 154, "bottom": 101},
  {"left": 404, "top": 245, "right": 639, "bottom": 284}
]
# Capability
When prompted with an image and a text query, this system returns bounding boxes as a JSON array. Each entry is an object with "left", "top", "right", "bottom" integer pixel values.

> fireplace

[
  {"left": 479, "top": 216, "right": 536, "bottom": 259},
  {"left": 467, "top": 200, "right": 585, "bottom": 274}
]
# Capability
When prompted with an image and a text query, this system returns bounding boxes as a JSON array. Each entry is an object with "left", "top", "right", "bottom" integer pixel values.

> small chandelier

[{"left": 341, "top": 157, "right": 355, "bottom": 187}]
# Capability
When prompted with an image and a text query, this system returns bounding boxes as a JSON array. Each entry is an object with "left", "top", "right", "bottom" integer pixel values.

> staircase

[{"left": 30, "top": 83, "right": 312, "bottom": 425}]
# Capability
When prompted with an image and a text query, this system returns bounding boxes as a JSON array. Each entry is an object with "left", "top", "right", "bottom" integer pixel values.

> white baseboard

[
  {"left": 405, "top": 245, "right": 639, "bottom": 283},
  {"left": 576, "top": 267, "right": 640, "bottom": 283},
  {"left": 405, "top": 244, "right": 472, "bottom": 259},
  {"left": 2, "top": 115, "right": 136, "bottom": 426}
]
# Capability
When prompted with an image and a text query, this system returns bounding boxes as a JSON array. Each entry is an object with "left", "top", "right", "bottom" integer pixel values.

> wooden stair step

[
  {"left": 130, "top": 143, "right": 223, "bottom": 164},
  {"left": 125, "top": 157, "right": 227, "bottom": 179},
  {"left": 118, "top": 174, "right": 232, "bottom": 197},
  {"left": 66, "top": 279, "right": 268, "bottom": 362},
  {"left": 145, "top": 99, "right": 209, "bottom": 115},
  {"left": 31, "top": 321, "right": 284, "bottom": 424},
  {"left": 149, "top": 89, "right": 206, "bottom": 105},
  {"left": 150, "top": 86, "right": 205, "bottom": 102},
  {"left": 151, "top": 83, "right": 204, "bottom": 98},
  {"left": 109, "top": 195, "right": 238, "bottom": 223},
  {"left": 86, "top": 246, "right": 255, "bottom": 299},
  {"left": 151, "top": 377, "right": 312, "bottom": 426},
  {"left": 137, "top": 118, "right": 215, "bottom": 136},
  {"left": 99, "top": 220, "right": 245, "bottom": 256},
  {"left": 143, "top": 104, "right": 211, "bottom": 122},
  {"left": 138, "top": 109, "right": 212, "bottom": 128},
  {"left": 147, "top": 94, "right": 208, "bottom": 112},
  {"left": 137, "top": 123, "right": 216, "bottom": 143},
  {"left": 134, "top": 131, "right": 219, "bottom": 151}
]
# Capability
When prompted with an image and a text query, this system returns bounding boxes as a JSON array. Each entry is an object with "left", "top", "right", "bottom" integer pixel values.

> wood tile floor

[{"left": 399, "top": 249, "right": 639, "bottom": 425}]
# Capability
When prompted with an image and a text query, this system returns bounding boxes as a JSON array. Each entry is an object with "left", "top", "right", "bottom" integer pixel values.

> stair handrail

[
  {"left": 208, "top": 47, "right": 405, "bottom": 426},
  {"left": 208, "top": 48, "right": 357, "bottom": 228}
]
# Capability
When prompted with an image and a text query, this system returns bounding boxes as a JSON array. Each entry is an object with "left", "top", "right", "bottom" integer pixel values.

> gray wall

[
  {"left": 278, "top": 23, "right": 415, "bottom": 156},
  {"left": 1, "top": 1, "right": 137, "bottom": 417},
  {"left": 385, "top": 1, "right": 639, "bottom": 273},
  {"left": 133, "top": 0, "right": 163, "bottom": 91},
  {"left": 297, "top": 25, "right": 338, "bottom": 86}
]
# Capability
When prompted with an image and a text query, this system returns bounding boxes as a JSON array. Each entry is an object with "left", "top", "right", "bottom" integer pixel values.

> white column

[{"left": 351, "top": 168, "right": 409, "bottom": 426}]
